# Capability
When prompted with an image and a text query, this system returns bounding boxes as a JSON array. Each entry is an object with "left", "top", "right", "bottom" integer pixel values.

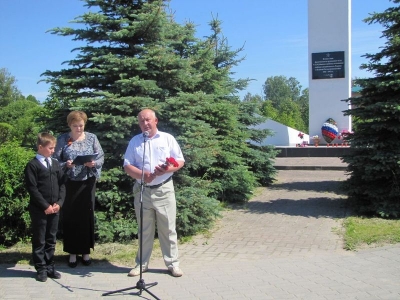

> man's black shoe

[
  {"left": 36, "top": 271, "right": 48, "bottom": 282},
  {"left": 47, "top": 270, "right": 61, "bottom": 279}
]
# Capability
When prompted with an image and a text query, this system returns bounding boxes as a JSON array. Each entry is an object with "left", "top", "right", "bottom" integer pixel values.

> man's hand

[
  {"left": 153, "top": 165, "right": 167, "bottom": 176},
  {"left": 143, "top": 171, "right": 156, "bottom": 183}
]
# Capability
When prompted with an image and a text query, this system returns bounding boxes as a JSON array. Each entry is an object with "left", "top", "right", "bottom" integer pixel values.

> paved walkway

[{"left": 1, "top": 158, "right": 400, "bottom": 299}]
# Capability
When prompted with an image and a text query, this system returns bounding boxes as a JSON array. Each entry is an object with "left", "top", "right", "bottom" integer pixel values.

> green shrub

[
  {"left": 95, "top": 211, "right": 138, "bottom": 243},
  {"left": 0, "top": 141, "right": 35, "bottom": 246},
  {"left": 94, "top": 167, "right": 138, "bottom": 243},
  {"left": 0, "top": 123, "right": 13, "bottom": 143},
  {"left": 176, "top": 185, "right": 222, "bottom": 237}
]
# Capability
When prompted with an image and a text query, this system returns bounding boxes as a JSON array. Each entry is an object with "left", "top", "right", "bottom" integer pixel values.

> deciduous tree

[
  {"left": 262, "top": 75, "right": 308, "bottom": 133},
  {"left": 0, "top": 68, "right": 23, "bottom": 107}
]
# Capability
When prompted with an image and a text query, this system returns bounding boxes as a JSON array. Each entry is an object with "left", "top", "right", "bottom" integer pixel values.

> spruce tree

[
  {"left": 343, "top": 0, "right": 400, "bottom": 217},
  {"left": 41, "top": 0, "right": 276, "bottom": 241}
]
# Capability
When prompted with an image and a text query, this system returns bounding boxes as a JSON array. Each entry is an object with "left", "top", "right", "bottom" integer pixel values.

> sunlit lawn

[
  {"left": 342, "top": 216, "right": 400, "bottom": 250},
  {"left": 0, "top": 239, "right": 162, "bottom": 266}
]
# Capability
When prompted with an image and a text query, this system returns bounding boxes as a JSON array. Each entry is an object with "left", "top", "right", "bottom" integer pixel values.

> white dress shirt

[
  {"left": 123, "top": 130, "right": 184, "bottom": 185},
  {"left": 36, "top": 154, "right": 51, "bottom": 168}
]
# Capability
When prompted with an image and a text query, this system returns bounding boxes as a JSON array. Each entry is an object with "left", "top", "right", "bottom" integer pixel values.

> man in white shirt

[{"left": 123, "top": 109, "right": 185, "bottom": 277}]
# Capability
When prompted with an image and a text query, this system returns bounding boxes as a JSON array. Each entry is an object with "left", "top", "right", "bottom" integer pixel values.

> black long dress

[
  {"left": 62, "top": 176, "right": 96, "bottom": 254},
  {"left": 53, "top": 132, "right": 104, "bottom": 255}
]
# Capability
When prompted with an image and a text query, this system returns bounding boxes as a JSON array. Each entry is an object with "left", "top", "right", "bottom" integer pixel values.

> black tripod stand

[{"left": 103, "top": 132, "right": 160, "bottom": 299}]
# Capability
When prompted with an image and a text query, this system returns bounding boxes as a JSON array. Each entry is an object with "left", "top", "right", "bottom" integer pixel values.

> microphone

[{"left": 143, "top": 131, "right": 150, "bottom": 138}]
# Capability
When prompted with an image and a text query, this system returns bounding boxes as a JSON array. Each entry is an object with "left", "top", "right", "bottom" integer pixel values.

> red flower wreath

[{"left": 161, "top": 157, "right": 179, "bottom": 170}]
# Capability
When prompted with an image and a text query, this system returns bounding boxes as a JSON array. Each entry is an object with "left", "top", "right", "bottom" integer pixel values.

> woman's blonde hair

[{"left": 67, "top": 110, "right": 88, "bottom": 126}]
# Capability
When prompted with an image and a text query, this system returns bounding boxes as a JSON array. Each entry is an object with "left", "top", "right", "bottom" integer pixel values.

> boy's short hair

[
  {"left": 67, "top": 110, "right": 88, "bottom": 126},
  {"left": 37, "top": 132, "right": 56, "bottom": 147}
]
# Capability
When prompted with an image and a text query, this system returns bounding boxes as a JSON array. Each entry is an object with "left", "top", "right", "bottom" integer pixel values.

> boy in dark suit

[{"left": 24, "top": 132, "right": 66, "bottom": 282}]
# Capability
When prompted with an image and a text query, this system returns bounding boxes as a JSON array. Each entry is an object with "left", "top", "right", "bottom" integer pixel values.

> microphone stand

[{"left": 103, "top": 132, "right": 160, "bottom": 299}]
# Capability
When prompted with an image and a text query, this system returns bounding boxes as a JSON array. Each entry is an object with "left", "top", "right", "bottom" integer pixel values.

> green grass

[
  {"left": 0, "top": 239, "right": 162, "bottom": 266},
  {"left": 342, "top": 216, "right": 400, "bottom": 250}
]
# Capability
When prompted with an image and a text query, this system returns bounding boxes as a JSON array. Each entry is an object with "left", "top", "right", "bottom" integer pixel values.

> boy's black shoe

[
  {"left": 47, "top": 264, "right": 62, "bottom": 279},
  {"left": 47, "top": 269, "right": 61, "bottom": 279},
  {"left": 36, "top": 271, "right": 48, "bottom": 282}
]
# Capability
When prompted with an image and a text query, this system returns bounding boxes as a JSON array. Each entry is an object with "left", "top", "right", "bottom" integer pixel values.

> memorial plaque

[{"left": 312, "top": 51, "right": 345, "bottom": 79}]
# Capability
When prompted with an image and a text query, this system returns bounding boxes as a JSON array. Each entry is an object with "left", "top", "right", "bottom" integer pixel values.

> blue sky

[{"left": 0, "top": 0, "right": 390, "bottom": 102}]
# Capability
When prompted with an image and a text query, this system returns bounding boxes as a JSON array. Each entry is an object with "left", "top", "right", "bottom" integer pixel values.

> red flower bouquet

[{"left": 160, "top": 157, "right": 179, "bottom": 170}]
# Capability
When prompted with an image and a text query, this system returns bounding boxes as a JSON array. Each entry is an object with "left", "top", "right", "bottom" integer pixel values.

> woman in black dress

[{"left": 54, "top": 110, "right": 104, "bottom": 267}]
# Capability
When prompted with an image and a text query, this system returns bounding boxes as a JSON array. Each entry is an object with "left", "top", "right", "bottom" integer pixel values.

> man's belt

[{"left": 146, "top": 176, "right": 172, "bottom": 189}]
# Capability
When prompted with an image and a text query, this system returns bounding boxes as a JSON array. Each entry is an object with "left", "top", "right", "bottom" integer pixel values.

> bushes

[
  {"left": 94, "top": 167, "right": 138, "bottom": 243},
  {"left": 176, "top": 185, "right": 222, "bottom": 237},
  {"left": 95, "top": 211, "right": 138, "bottom": 243},
  {"left": 0, "top": 123, "right": 13, "bottom": 143},
  {"left": 0, "top": 141, "right": 35, "bottom": 246}
]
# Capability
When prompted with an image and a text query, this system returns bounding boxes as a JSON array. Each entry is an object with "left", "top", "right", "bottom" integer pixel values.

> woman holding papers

[{"left": 54, "top": 110, "right": 104, "bottom": 268}]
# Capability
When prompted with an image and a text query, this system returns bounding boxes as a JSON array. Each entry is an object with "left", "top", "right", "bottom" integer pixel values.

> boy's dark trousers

[{"left": 29, "top": 205, "right": 59, "bottom": 273}]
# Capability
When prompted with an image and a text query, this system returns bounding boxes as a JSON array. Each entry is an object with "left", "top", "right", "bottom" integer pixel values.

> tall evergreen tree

[
  {"left": 41, "top": 0, "right": 276, "bottom": 241},
  {"left": 343, "top": 0, "right": 400, "bottom": 217}
]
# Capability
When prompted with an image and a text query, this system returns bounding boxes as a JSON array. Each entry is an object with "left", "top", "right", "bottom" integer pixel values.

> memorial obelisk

[{"left": 308, "top": 0, "right": 352, "bottom": 143}]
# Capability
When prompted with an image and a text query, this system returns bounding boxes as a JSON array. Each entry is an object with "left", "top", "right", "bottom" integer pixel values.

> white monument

[{"left": 308, "top": 0, "right": 352, "bottom": 144}]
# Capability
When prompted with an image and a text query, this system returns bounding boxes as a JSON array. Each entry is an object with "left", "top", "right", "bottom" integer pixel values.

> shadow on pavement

[
  {"left": 271, "top": 180, "right": 346, "bottom": 194},
  {"left": 0, "top": 258, "right": 132, "bottom": 278},
  {"left": 0, "top": 266, "right": 34, "bottom": 278},
  {"left": 245, "top": 197, "right": 348, "bottom": 219}
]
